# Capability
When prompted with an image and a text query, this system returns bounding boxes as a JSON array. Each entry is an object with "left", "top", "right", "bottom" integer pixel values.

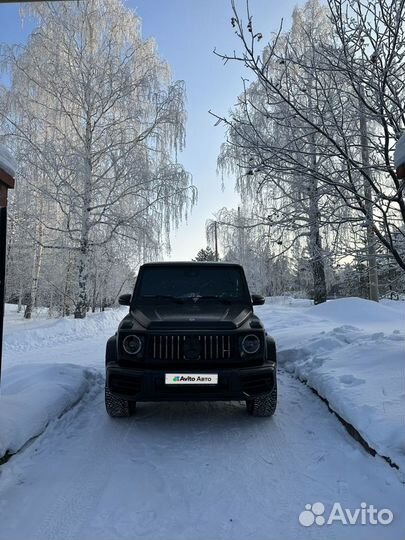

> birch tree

[
  {"left": 212, "top": 0, "right": 405, "bottom": 302},
  {"left": 1, "top": 0, "right": 195, "bottom": 317},
  {"left": 214, "top": 1, "right": 341, "bottom": 303}
]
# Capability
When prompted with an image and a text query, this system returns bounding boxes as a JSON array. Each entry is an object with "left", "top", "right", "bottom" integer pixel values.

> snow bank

[
  {"left": 0, "top": 364, "right": 96, "bottom": 458},
  {"left": 1, "top": 306, "right": 123, "bottom": 458},
  {"left": 306, "top": 297, "right": 403, "bottom": 328},
  {"left": 257, "top": 297, "right": 405, "bottom": 469},
  {"left": 4, "top": 308, "right": 126, "bottom": 353},
  {"left": 3, "top": 304, "right": 61, "bottom": 336},
  {"left": 279, "top": 327, "right": 405, "bottom": 466}
]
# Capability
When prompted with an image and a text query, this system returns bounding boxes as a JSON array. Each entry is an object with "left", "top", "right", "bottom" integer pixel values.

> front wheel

[
  {"left": 246, "top": 383, "right": 277, "bottom": 417},
  {"left": 105, "top": 387, "right": 132, "bottom": 417}
]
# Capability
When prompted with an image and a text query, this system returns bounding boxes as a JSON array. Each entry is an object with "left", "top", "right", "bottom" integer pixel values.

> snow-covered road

[{"left": 0, "top": 302, "right": 404, "bottom": 540}]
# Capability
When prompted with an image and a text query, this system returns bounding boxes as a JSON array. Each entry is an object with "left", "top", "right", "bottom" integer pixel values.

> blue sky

[{"left": 1, "top": 0, "right": 304, "bottom": 260}]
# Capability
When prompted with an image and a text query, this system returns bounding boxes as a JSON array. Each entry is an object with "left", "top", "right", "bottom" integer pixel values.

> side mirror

[
  {"left": 251, "top": 294, "right": 265, "bottom": 306},
  {"left": 118, "top": 293, "right": 131, "bottom": 306}
]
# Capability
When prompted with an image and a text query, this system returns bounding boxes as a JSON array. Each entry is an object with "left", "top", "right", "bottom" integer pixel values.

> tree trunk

[
  {"left": 307, "top": 121, "right": 326, "bottom": 305},
  {"left": 91, "top": 298, "right": 96, "bottom": 313},
  {"left": 359, "top": 86, "right": 379, "bottom": 302},
  {"left": 306, "top": 76, "right": 327, "bottom": 305},
  {"left": 62, "top": 250, "right": 73, "bottom": 317},
  {"left": 91, "top": 268, "right": 97, "bottom": 313},
  {"left": 24, "top": 218, "right": 44, "bottom": 319},
  {"left": 48, "top": 288, "right": 54, "bottom": 318},
  {"left": 74, "top": 239, "right": 90, "bottom": 319},
  {"left": 17, "top": 285, "right": 23, "bottom": 313},
  {"left": 74, "top": 119, "right": 93, "bottom": 319},
  {"left": 308, "top": 175, "right": 327, "bottom": 305}
]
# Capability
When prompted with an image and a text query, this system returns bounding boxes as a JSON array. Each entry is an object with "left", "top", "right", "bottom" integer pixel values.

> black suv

[{"left": 105, "top": 262, "right": 277, "bottom": 417}]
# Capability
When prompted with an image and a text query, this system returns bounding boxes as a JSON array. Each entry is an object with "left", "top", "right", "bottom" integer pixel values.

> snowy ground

[
  {"left": 259, "top": 297, "right": 405, "bottom": 470},
  {"left": 0, "top": 300, "right": 404, "bottom": 540}
]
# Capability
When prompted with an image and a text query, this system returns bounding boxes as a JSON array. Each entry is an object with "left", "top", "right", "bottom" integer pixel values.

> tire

[
  {"left": 105, "top": 387, "right": 131, "bottom": 417},
  {"left": 246, "top": 382, "right": 277, "bottom": 417}
]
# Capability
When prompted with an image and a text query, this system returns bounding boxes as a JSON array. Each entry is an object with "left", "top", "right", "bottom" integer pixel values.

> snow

[
  {"left": 306, "top": 296, "right": 403, "bottom": 326},
  {"left": 3, "top": 304, "right": 126, "bottom": 353},
  {"left": 0, "top": 364, "right": 96, "bottom": 457},
  {"left": 0, "top": 305, "right": 125, "bottom": 458},
  {"left": 394, "top": 133, "right": 405, "bottom": 168},
  {"left": 257, "top": 297, "right": 405, "bottom": 469},
  {"left": 0, "top": 298, "right": 404, "bottom": 540},
  {"left": 0, "top": 144, "right": 16, "bottom": 177}
]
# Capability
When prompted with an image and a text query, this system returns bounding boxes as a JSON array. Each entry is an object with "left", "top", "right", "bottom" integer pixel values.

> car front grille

[{"left": 149, "top": 334, "right": 233, "bottom": 362}]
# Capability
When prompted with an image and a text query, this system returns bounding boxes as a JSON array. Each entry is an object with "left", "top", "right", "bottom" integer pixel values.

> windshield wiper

[
  {"left": 140, "top": 295, "right": 185, "bottom": 304},
  {"left": 195, "top": 295, "right": 234, "bottom": 304}
]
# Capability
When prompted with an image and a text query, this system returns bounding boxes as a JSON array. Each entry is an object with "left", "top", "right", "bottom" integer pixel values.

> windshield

[{"left": 135, "top": 266, "right": 250, "bottom": 303}]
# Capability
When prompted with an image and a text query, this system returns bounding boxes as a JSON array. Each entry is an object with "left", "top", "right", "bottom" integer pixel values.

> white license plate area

[{"left": 165, "top": 373, "right": 218, "bottom": 385}]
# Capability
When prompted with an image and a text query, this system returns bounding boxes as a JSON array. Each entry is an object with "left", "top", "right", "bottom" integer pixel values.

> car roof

[{"left": 140, "top": 261, "right": 243, "bottom": 269}]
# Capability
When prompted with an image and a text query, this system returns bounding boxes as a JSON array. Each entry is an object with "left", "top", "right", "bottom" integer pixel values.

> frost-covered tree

[
  {"left": 214, "top": 1, "right": 346, "bottom": 303},
  {"left": 207, "top": 204, "right": 342, "bottom": 299},
  {"left": 213, "top": 0, "right": 405, "bottom": 301},
  {"left": 207, "top": 206, "right": 275, "bottom": 295},
  {"left": 1, "top": 0, "right": 196, "bottom": 317}
]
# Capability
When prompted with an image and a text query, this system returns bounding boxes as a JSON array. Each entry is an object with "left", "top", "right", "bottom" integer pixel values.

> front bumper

[{"left": 106, "top": 363, "right": 276, "bottom": 402}]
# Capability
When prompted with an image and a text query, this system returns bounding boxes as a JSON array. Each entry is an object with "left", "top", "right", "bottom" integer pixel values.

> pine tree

[{"left": 193, "top": 247, "right": 217, "bottom": 262}]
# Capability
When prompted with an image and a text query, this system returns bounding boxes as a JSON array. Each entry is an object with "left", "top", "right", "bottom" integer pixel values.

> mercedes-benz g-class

[{"left": 105, "top": 262, "right": 277, "bottom": 417}]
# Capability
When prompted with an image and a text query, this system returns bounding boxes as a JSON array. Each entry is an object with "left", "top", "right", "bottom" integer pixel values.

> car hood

[{"left": 131, "top": 303, "right": 252, "bottom": 330}]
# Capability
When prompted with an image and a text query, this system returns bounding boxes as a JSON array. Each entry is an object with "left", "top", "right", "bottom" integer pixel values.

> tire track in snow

[{"left": 0, "top": 370, "right": 403, "bottom": 540}]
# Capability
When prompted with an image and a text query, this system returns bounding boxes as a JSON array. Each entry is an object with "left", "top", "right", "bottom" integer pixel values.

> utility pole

[
  {"left": 0, "top": 145, "right": 16, "bottom": 389},
  {"left": 358, "top": 85, "right": 379, "bottom": 302},
  {"left": 214, "top": 221, "right": 218, "bottom": 261}
]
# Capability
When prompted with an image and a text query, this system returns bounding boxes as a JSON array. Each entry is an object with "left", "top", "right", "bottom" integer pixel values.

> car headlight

[
  {"left": 241, "top": 334, "right": 261, "bottom": 354},
  {"left": 122, "top": 335, "right": 142, "bottom": 355}
]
